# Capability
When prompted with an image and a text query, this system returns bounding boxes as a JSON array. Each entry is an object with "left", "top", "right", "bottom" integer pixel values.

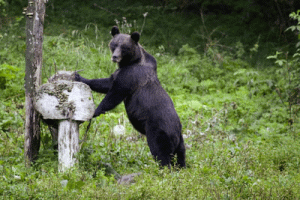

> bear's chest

[{"left": 113, "top": 66, "right": 150, "bottom": 91}]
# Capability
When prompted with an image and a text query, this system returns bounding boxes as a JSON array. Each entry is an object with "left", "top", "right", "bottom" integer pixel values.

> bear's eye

[
  {"left": 122, "top": 45, "right": 131, "bottom": 52},
  {"left": 110, "top": 43, "right": 118, "bottom": 50}
]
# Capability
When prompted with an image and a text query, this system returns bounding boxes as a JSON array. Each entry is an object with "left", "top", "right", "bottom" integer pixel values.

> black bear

[{"left": 75, "top": 26, "right": 186, "bottom": 168}]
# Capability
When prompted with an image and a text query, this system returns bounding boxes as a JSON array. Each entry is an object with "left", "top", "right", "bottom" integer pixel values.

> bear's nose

[{"left": 112, "top": 55, "right": 121, "bottom": 63}]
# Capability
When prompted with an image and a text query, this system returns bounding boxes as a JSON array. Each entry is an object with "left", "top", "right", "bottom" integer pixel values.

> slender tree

[{"left": 24, "top": 0, "right": 46, "bottom": 166}]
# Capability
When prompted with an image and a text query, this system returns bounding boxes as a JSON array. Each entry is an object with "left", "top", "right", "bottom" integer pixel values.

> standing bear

[{"left": 75, "top": 26, "right": 186, "bottom": 168}]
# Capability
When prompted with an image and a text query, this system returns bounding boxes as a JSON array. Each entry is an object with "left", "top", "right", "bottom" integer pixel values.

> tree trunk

[{"left": 24, "top": 0, "right": 46, "bottom": 166}]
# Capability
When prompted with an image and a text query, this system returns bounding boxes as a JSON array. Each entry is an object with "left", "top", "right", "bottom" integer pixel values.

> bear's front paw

[
  {"left": 93, "top": 110, "right": 101, "bottom": 118},
  {"left": 93, "top": 107, "right": 106, "bottom": 118},
  {"left": 93, "top": 112, "right": 99, "bottom": 118},
  {"left": 74, "top": 72, "right": 82, "bottom": 82}
]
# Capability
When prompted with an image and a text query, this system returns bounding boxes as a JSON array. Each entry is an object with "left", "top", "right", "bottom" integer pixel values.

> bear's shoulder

[{"left": 141, "top": 48, "right": 157, "bottom": 72}]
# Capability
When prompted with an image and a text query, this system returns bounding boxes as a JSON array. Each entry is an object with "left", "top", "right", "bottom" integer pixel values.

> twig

[
  {"left": 79, "top": 119, "right": 93, "bottom": 150},
  {"left": 4, "top": 93, "right": 22, "bottom": 101},
  {"left": 93, "top": 3, "right": 118, "bottom": 16},
  {"left": 53, "top": 60, "right": 57, "bottom": 74},
  {"left": 75, "top": 69, "right": 84, "bottom": 73}
]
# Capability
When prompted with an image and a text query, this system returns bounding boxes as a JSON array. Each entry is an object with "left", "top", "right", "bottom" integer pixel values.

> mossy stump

[{"left": 34, "top": 71, "right": 95, "bottom": 172}]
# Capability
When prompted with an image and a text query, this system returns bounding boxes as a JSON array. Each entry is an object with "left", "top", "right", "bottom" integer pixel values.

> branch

[{"left": 93, "top": 3, "right": 118, "bottom": 16}]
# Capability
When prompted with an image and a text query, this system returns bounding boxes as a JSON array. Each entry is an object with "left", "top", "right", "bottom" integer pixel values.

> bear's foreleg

[
  {"left": 93, "top": 90, "right": 128, "bottom": 117},
  {"left": 75, "top": 72, "right": 112, "bottom": 93}
]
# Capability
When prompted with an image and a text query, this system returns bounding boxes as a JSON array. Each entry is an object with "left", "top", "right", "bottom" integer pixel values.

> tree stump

[{"left": 34, "top": 71, "right": 95, "bottom": 172}]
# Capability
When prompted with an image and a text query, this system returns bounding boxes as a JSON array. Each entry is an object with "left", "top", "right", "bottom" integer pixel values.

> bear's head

[{"left": 109, "top": 26, "right": 142, "bottom": 66}]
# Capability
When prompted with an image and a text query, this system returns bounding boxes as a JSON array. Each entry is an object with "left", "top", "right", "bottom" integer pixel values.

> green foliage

[
  {"left": 0, "top": 0, "right": 7, "bottom": 18},
  {"left": 0, "top": 64, "right": 20, "bottom": 89},
  {"left": 267, "top": 10, "right": 300, "bottom": 130},
  {"left": 0, "top": 63, "right": 24, "bottom": 99},
  {"left": 286, "top": 10, "right": 300, "bottom": 48}
]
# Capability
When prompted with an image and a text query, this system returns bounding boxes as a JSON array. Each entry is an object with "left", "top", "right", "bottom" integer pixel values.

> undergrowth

[{"left": 0, "top": 8, "right": 300, "bottom": 199}]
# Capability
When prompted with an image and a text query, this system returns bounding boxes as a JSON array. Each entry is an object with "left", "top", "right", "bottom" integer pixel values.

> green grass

[{"left": 1, "top": 10, "right": 300, "bottom": 199}]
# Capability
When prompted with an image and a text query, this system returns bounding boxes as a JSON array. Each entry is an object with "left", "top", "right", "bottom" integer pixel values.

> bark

[{"left": 24, "top": 0, "right": 46, "bottom": 166}]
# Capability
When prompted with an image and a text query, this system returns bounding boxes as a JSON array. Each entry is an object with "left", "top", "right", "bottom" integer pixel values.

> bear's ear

[
  {"left": 111, "top": 26, "right": 120, "bottom": 37},
  {"left": 131, "top": 32, "right": 140, "bottom": 43}
]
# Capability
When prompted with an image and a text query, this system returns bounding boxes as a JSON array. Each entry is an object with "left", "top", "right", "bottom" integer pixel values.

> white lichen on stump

[{"left": 34, "top": 71, "right": 95, "bottom": 172}]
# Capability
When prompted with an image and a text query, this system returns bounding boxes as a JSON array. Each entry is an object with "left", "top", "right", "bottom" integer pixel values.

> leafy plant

[
  {"left": 267, "top": 10, "right": 300, "bottom": 130},
  {"left": 0, "top": 0, "right": 7, "bottom": 20},
  {"left": 0, "top": 64, "right": 20, "bottom": 89}
]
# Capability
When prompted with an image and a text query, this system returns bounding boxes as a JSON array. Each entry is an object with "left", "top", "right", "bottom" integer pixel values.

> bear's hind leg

[
  {"left": 174, "top": 135, "right": 186, "bottom": 168},
  {"left": 146, "top": 128, "right": 173, "bottom": 168}
]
